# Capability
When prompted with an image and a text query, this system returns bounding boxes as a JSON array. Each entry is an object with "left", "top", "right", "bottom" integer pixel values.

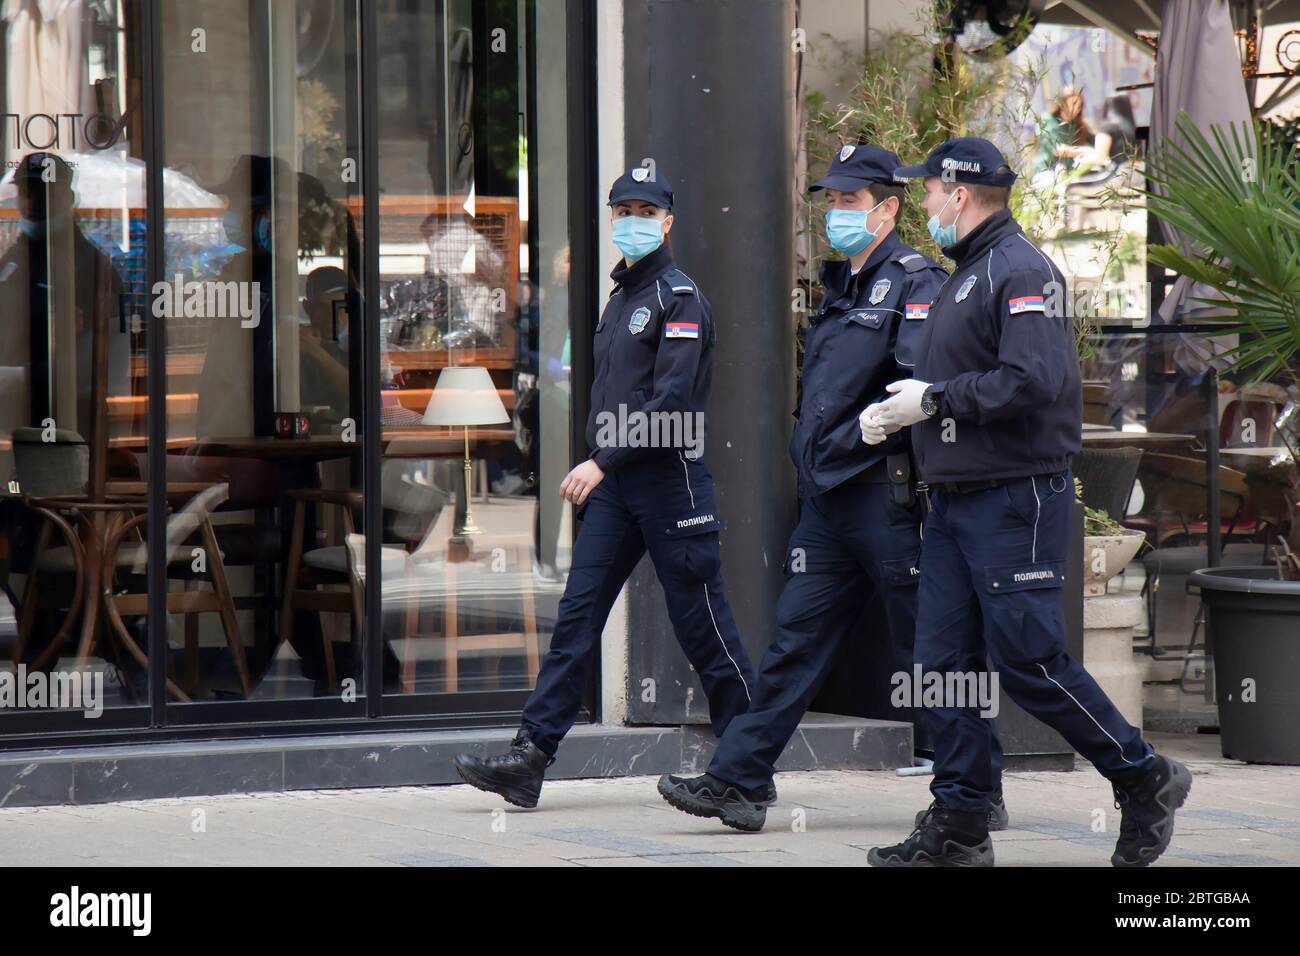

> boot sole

[
  {"left": 1112, "top": 759, "right": 1193, "bottom": 867},
  {"left": 867, "top": 836, "right": 995, "bottom": 867},
  {"left": 656, "top": 776, "right": 766, "bottom": 832},
  {"left": 452, "top": 758, "right": 541, "bottom": 809}
]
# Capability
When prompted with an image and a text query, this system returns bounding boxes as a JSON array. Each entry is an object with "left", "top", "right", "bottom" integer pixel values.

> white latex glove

[
  {"left": 871, "top": 379, "right": 933, "bottom": 431},
  {"left": 859, "top": 404, "right": 888, "bottom": 445}
]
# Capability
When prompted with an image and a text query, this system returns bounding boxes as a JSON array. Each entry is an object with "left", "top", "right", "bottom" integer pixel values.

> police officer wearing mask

[
  {"left": 862, "top": 138, "right": 1191, "bottom": 867},
  {"left": 657, "top": 143, "right": 1008, "bottom": 833},
  {"left": 453, "top": 166, "right": 756, "bottom": 808}
]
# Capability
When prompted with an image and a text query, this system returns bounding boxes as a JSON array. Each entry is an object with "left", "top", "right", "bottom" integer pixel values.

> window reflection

[
  {"left": 1, "top": 0, "right": 143, "bottom": 711},
  {"left": 0, "top": 0, "right": 577, "bottom": 721},
  {"left": 374, "top": 0, "right": 570, "bottom": 697}
]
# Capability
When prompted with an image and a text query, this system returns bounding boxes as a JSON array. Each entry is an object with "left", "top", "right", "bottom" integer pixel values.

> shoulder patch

[
  {"left": 895, "top": 251, "right": 932, "bottom": 274},
  {"left": 662, "top": 268, "right": 698, "bottom": 295}
]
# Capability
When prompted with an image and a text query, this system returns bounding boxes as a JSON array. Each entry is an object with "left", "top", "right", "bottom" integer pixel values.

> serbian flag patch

[
  {"left": 665, "top": 321, "right": 700, "bottom": 339},
  {"left": 904, "top": 303, "right": 930, "bottom": 321},
  {"left": 1008, "top": 295, "right": 1046, "bottom": 315}
]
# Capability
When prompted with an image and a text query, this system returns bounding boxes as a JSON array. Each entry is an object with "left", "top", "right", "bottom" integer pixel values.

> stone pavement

[{"left": 0, "top": 732, "right": 1296, "bottom": 866}]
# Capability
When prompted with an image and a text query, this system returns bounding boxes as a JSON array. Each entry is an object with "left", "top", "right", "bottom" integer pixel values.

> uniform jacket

[
  {"left": 586, "top": 243, "right": 713, "bottom": 472},
  {"left": 912, "top": 208, "right": 1082, "bottom": 484},
  {"left": 793, "top": 229, "right": 946, "bottom": 498}
]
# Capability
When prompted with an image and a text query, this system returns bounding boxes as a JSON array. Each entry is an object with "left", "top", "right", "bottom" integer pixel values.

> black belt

[{"left": 935, "top": 478, "right": 1005, "bottom": 495}]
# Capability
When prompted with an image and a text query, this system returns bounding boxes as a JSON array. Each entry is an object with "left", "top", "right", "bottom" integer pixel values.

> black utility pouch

[{"left": 886, "top": 453, "right": 915, "bottom": 507}]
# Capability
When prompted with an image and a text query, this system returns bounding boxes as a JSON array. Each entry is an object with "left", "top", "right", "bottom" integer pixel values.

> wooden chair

[
  {"left": 97, "top": 482, "right": 252, "bottom": 700},
  {"left": 278, "top": 489, "right": 416, "bottom": 689},
  {"left": 1128, "top": 453, "right": 1252, "bottom": 547},
  {"left": 279, "top": 458, "right": 452, "bottom": 690},
  {"left": 12, "top": 427, "right": 92, "bottom": 670}
]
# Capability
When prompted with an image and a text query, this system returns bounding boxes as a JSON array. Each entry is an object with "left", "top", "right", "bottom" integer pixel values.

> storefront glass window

[{"left": 0, "top": 0, "right": 577, "bottom": 733}]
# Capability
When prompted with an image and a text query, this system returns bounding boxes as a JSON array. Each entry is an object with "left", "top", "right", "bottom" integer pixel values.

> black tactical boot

[
  {"left": 657, "top": 772, "right": 773, "bottom": 832},
  {"left": 868, "top": 804, "right": 994, "bottom": 867},
  {"left": 1110, "top": 755, "right": 1192, "bottom": 867},
  {"left": 453, "top": 728, "right": 553, "bottom": 808},
  {"left": 915, "top": 791, "right": 1010, "bottom": 832}
]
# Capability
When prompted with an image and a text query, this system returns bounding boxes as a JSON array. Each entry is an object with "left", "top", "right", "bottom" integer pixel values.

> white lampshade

[{"left": 422, "top": 366, "right": 510, "bottom": 426}]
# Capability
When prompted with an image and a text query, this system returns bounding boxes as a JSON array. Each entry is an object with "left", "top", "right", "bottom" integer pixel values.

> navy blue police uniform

[
  {"left": 520, "top": 168, "right": 755, "bottom": 756},
  {"left": 705, "top": 145, "right": 1003, "bottom": 794},
  {"left": 894, "top": 139, "right": 1155, "bottom": 815}
]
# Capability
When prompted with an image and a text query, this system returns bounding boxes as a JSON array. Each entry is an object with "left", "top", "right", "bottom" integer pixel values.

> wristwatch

[{"left": 920, "top": 384, "right": 944, "bottom": 419}]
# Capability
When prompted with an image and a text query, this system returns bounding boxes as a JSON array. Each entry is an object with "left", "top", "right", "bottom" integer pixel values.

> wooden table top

[
  {"left": 174, "top": 427, "right": 515, "bottom": 459},
  {"left": 1080, "top": 430, "right": 1199, "bottom": 449}
]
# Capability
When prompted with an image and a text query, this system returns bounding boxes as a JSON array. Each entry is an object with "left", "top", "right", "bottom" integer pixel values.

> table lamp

[{"left": 423, "top": 366, "right": 509, "bottom": 536}]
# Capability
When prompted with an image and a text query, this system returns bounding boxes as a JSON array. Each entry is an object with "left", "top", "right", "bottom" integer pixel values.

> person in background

[
  {"left": 1069, "top": 94, "right": 1138, "bottom": 172},
  {"left": 1032, "top": 86, "right": 1092, "bottom": 174},
  {"left": 298, "top": 265, "right": 350, "bottom": 421}
]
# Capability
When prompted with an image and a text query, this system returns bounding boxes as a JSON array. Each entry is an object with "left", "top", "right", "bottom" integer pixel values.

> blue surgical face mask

[
  {"left": 222, "top": 208, "right": 244, "bottom": 244},
  {"left": 253, "top": 215, "right": 273, "bottom": 251},
  {"left": 824, "top": 199, "right": 885, "bottom": 256},
  {"left": 926, "top": 190, "right": 960, "bottom": 248},
  {"left": 611, "top": 215, "right": 665, "bottom": 261},
  {"left": 223, "top": 208, "right": 273, "bottom": 251},
  {"left": 17, "top": 218, "right": 47, "bottom": 240}
]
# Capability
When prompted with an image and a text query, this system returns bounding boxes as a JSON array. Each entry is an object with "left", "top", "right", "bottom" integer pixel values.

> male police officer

[
  {"left": 862, "top": 138, "right": 1191, "bottom": 867},
  {"left": 453, "top": 167, "right": 755, "bottom": 809},
  {"left": 656, "top": 144, "right": 1007, "bottom": 832}
]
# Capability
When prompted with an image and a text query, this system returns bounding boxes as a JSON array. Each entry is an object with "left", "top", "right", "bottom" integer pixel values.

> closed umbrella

[
  {"left": 2, "top": 0, "right": 93, "bottom": 167},
  {"left": 1147, "top": 0, "right": 1253, "bottom": 569},
  {"left": 1149, "top": 0, "right": 1252, "bottom": 323}
]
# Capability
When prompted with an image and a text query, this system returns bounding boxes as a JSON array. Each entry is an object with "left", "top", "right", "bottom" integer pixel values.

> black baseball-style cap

[
  {"left": 11, "top": 151, "right": 74, "bottom": 187},
  {"left": 607, "top": 166, "right": 674, "bottom": 209},
  {"left": 810, "top": 143, "right": 901, "bottom": 192},
  {"left": 893, "top": 137, "right": 1018, "bottom": 187}
]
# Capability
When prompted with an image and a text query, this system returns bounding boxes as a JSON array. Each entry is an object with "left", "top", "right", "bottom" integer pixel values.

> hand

[
  {"left": 859, "top": 404, "right": 888, "bottom": 445},
  {"left": 871, "top": 379, "right": 933, "bottom": 431},
  {"left": 560, "top": 459, "right": 605, "bottom": 505}
]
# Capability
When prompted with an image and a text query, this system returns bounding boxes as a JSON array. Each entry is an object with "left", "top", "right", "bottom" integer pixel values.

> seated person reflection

[{"left": 298, "top": 265, "right": 350, "bottom": 422}]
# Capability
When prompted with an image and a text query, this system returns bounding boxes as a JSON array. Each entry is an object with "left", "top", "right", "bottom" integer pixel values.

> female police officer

[{"left": 452, "top": 166, "right": 756, "bottom": 809}]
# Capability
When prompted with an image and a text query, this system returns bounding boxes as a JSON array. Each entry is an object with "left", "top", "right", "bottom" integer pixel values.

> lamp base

[{"left": 447, "top": 535, "right": 474, "bottom": 563}]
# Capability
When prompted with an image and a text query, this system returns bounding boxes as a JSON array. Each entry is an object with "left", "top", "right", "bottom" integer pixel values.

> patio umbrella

[{"left": 0, "top": 149, "right": 222, "bottom": 208}]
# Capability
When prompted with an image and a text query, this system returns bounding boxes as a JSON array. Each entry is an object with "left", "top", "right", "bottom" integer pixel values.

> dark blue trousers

[
  {"left": 522, "top": 453, "right": 754, "bottom": 756},
  {"left": 916, "top": 470, "right": 1153, "bottom": 813},
  {"left": 709, "top": 480, "right": 1004, "bottom": 792}
]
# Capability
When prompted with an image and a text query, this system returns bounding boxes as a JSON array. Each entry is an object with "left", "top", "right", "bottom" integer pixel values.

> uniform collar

[
  {"left": 819, "top": 228, "right": 900, "bottom": 297},
  {"left": 610, "top": 242, "right": 674, "bottom": 293},
  {"left": 942, "top": 207, "right": 1018, "bottom": 269}
]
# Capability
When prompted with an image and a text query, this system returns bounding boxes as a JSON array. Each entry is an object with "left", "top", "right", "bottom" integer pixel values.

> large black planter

[{"left": 1188, "top": 566, "right": 1300, "bottom": 765}]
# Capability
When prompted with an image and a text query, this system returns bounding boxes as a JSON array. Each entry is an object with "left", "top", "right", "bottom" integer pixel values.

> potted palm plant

[{"left": 1142, "top": 112, "right": 1300, "bottom": 764}]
